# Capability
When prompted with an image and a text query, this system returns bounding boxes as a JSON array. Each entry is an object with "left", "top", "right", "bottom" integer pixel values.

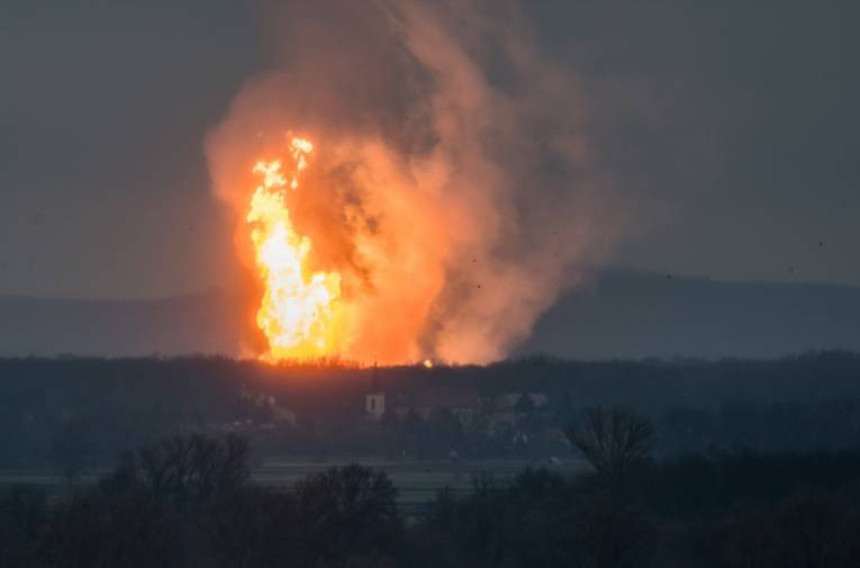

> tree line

[
  {"left": 3, "top": 407, "right": 860, "bottom": 567},
  {"left": 3, "top": 351, "right": 860, "bottom": 468}
]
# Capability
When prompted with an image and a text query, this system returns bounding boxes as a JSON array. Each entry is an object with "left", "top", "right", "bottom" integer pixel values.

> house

[
  {"left": 496, "top": 392, "right": 549, "bottom": 411},
  {"left": 394, "top": 387, "right": 481, "bottom": 425},
  {"left": 239, "top": 386, "right": 296, "bottom": 426},
  {"left": 485, "top": 392, "right": 550, "bottom": 436}
]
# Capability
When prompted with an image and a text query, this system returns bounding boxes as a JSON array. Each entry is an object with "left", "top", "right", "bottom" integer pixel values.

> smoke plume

[{"left": 206, "top": 0, "right": 624, "bottom": 364}]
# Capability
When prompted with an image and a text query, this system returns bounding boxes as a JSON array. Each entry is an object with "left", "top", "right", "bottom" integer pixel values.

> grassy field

[
  {"left": 255, "top": 456, "right": 587, "bottom": 511},
  {"left": 0, "top": 457, "right": 587, "bottom": 513}
]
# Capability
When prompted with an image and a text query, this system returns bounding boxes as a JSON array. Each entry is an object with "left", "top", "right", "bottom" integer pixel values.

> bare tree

[
  {"left": 103, "top": 433, "right": 250, "bottom": 516},
  {"left": 294, "top": 464, "right": 401, "bottom": 566},
  {"left": 565, "top": 408, "right": 657, "bottom": 568},
  {"left": 41, "top": 484, "right": 182, "bottom": 568},
  {"left": 565, "top": 406, "right": 654, "bottom": 490}
]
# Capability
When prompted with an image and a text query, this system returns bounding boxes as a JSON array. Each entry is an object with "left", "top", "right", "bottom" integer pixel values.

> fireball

[
  {"left": 208, "top": 0, "right": 604, "bottom": 366},
  {"left": 246, "top": 136, "right": 343, "bottom": 361}
]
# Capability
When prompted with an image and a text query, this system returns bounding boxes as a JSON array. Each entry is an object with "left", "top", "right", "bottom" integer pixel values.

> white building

[{"left": 365, "top": 391, "right": 386, "bottom": 421}]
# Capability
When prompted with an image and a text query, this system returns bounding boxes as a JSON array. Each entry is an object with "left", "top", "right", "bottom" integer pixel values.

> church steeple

[
  {"left": 365, "top": 362, "right": 385, "bottom": 421},
  {"left": 368, "top": 361, "right": 380, "bottom": 393}
]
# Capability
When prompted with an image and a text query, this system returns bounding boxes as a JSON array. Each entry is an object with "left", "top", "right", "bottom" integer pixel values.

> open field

[
  {"left": 0, "top": 457, "right": 587, "bottom": 513},
  {"left": 255, "top": 457, "right": 587, "bottom": 512}
]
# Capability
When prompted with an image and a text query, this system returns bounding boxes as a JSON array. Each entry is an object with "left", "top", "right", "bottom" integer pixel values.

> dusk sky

[{"left": 2, "top": 0, "right": 858, "bottom": 300}]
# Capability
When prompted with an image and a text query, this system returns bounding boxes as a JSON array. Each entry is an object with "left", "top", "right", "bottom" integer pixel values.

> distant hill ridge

[
  {"left": 517, "top": 269, "right": 860, "bottom": 359},
  {"left": 1, "top": 270, "right": 859, "bottom": 359}
]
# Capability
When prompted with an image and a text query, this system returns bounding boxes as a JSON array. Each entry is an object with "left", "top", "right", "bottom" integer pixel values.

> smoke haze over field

[{"left": 207, "top": 0, "right": 624, "bottom": 363}]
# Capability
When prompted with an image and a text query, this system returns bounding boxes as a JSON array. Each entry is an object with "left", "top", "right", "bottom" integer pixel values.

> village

[{"left": 229, "top": 377, "right": 572, "bottom": 462}]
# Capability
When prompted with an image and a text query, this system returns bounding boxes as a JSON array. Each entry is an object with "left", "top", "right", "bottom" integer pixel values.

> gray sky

[{"left": 1, "top": 0, "right": 858, "bottom": 299}]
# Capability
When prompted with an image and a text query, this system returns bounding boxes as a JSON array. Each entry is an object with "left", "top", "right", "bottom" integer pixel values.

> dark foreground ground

[
  {"left": 2, "top": 353, "right": 860, "bottom": 566},
  {"left": 3, "top": 429, "right": 860, "bottom": 568}
]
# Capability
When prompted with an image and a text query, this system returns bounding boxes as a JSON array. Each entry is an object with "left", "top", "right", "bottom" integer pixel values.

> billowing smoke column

[{"left": 206, "top": 0, "right": 623, "bottom": 365}]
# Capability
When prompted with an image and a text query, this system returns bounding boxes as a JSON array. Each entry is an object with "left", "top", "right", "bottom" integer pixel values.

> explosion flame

[
  {"left": 207, "top": 0, "right": 619, "bottom": 366},
  {"left": 246, "top": 137, "right": 343, "bottom": 361}
]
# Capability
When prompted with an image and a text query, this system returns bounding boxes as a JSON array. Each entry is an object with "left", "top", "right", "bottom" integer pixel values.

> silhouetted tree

[
  {"left": 570, "top": 488, "right": 655, "bottom": 568},
  {"left": 693, "top": 504, "right": 778, "bottom": 568},
  {"left": 566, "top": 406, "right": 654, "bottom": 491},
  {"left": 41, "top": 483, "right": 182, "bottom": 568},
  {"left": 103, "top": 433, "right": 250, "bottom": 516},
  {"left": 198, "top": 485, "right": 300, "bottom": 568},
  {"left": 775, "top": 488, "right": 853, "bottom": 568},
  {"left": 294, "top": 464, "right": 401, "bottom": 567},
  {"left": 421, "top": 474, "right": 507, "bottom": 568},
  {"left": 565, "top": 407, "right": 657, "bottom": 568},
  {"left": 504, "top": 469, "right": 580, "bottom": 567},
  {"left": 0, "top": 486, "right": 46, "bottom": 568}
]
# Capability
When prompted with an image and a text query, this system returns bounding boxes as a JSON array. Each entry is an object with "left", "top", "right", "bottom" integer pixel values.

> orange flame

[{"left": 246, "top": 136, "right": 343, "bottom": 361}]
